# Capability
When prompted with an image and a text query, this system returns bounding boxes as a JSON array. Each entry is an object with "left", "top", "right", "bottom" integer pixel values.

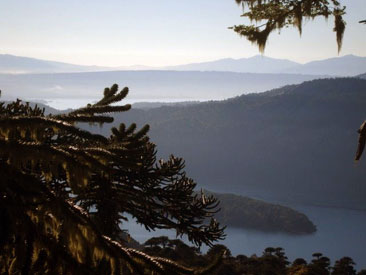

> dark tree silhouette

[
  {"left": 0, "top": 85, "right": 225, "bottom": 274},
  {"left": 332, "top": 257, "right": 357, "bottom": 275},
  {"left": 144, "top": 236, "right": 171, "bottom": 249},
  {"left": 308, "top": 253, "right": 331, "bottom": 275},
  {"left": 293, "top": 258, "right": 307, "bottom": 266},
  {"left": 142, "top": 242, "right": 366, "bottom": 274}
]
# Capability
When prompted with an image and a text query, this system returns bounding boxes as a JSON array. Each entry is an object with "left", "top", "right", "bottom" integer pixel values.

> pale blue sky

[{"left": 0, "top": 0, "right": 365, "bottom": 66}]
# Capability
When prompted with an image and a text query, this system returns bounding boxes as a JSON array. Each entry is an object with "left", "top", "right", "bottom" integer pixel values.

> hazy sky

[{"left": 0, "top": 0, "right": 365, "bottom": 66}]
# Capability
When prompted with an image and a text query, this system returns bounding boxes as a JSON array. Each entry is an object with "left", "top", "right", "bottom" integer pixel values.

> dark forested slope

[
  {"left": 207, "top": 191, "right": 316, "bottom": 234},
  {"left": 88, "top": 78, "right": 366, "bottom": 209}
]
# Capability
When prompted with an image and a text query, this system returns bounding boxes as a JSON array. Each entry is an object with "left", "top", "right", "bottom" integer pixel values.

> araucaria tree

[{"left": 0, "top": 84, "right": 225, "bottom": 274}]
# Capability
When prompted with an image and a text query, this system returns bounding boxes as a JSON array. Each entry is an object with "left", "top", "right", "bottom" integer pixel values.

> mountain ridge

[
  {"left": 1, "top": 53, "right": 366, "bottom": 76},
  {"left": 0, "top": 54, "right": 110, "bottom": 74},
  {"left": 283, "top": 54, "right": 366, "bottom": 76},
  {"left": 162, "top": 55, "right": 300, "bottom": 74}
]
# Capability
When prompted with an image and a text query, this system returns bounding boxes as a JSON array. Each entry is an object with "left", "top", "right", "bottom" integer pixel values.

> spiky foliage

[
  {"left": 231, "top": 0, "right": 346, "bottom": 53},
  {"left": 0, "top": 85, "right": 225, "bottom": 274}
]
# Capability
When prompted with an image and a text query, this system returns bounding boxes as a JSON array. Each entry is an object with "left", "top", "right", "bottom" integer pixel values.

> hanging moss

[{"left": 231, "top": 0, "right": 346, "bottom": 53}]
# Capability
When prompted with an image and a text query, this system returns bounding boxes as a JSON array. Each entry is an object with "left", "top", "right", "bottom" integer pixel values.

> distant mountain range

[
  {"left": 1, "top": 54, "right": 366, "bottom": 76},
  {"left": 85, "top": 78, "right": 366, "bottom": 210},
  {"left": 164, "top": 55, "right": 366, "bottom": 76}
]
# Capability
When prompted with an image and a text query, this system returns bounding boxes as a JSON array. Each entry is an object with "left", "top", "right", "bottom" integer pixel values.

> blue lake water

[{"left": 123, "top": 205, "right": 366, "bottom": 269}]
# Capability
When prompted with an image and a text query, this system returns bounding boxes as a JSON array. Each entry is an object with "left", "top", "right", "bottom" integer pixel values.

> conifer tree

[
  {"left": 0, "top": 85, "right": 225, "bottom": 274},
  {"left": 332, "top": 257, "right": 356, "bottom": 275}
]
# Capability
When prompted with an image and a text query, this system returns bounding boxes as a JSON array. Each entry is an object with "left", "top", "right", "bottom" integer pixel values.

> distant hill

[
  {"left": 163, "top": 55, "right": 299, "bottom": 74},
  {"left": 0, "top": 70, "right": 323, "bottom": 103},
  {"left": 86, "top": 78, "right": 366, "bottom": 210},
  {"left": 0, "top": 54, "right": 111, "bottom": 74},
  {"left": 163, "top": 55, "right": 366, "bottom": 76},
  {"left": 358, "top": 73, "right": 366, "bottom": 79},
  {"left": 0, "top": 54, "right": 163, "bottom": 74},
  {"left": 208, "top": 191, "right": 316, "bottom": 234},
  {"left": 283, "top": 55, "right": 366, "bottom": 76}
]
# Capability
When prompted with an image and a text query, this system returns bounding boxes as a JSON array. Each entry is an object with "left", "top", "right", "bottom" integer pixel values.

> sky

[{"left": 0, "top": 0, "right": 365, "bottom": 67}]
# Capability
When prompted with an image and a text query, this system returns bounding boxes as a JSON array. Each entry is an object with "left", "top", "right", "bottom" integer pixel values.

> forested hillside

[
  {"left": 207, "top": 191, "right": 316, "bottom": 234},
  {"left": 88, "top": 78, "right": 366, "bottom": 209}
]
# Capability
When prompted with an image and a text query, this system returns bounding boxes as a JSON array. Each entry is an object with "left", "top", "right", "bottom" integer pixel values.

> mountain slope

[
  {"left": 88, "top": 78, "right": 366, "bottom": 209},
  {"left": 358, "top": 73, "right": 366, "bottom": 79},
  {"left": 164, "top": 55, "right": 366, "bottom": 76},
  {"left": 284, "top": 55, "right": 366, "bottom": 76},
  {"left": 208, "top": 191, "right": 316, "bottom": 234},
  {"left": 0, "top": 54, "right": 110, "bottom": 74}
]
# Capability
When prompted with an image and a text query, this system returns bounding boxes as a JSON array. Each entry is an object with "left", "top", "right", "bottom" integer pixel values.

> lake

[{"left": 123, "top": 204, "right": 366, "bottom": 269}]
